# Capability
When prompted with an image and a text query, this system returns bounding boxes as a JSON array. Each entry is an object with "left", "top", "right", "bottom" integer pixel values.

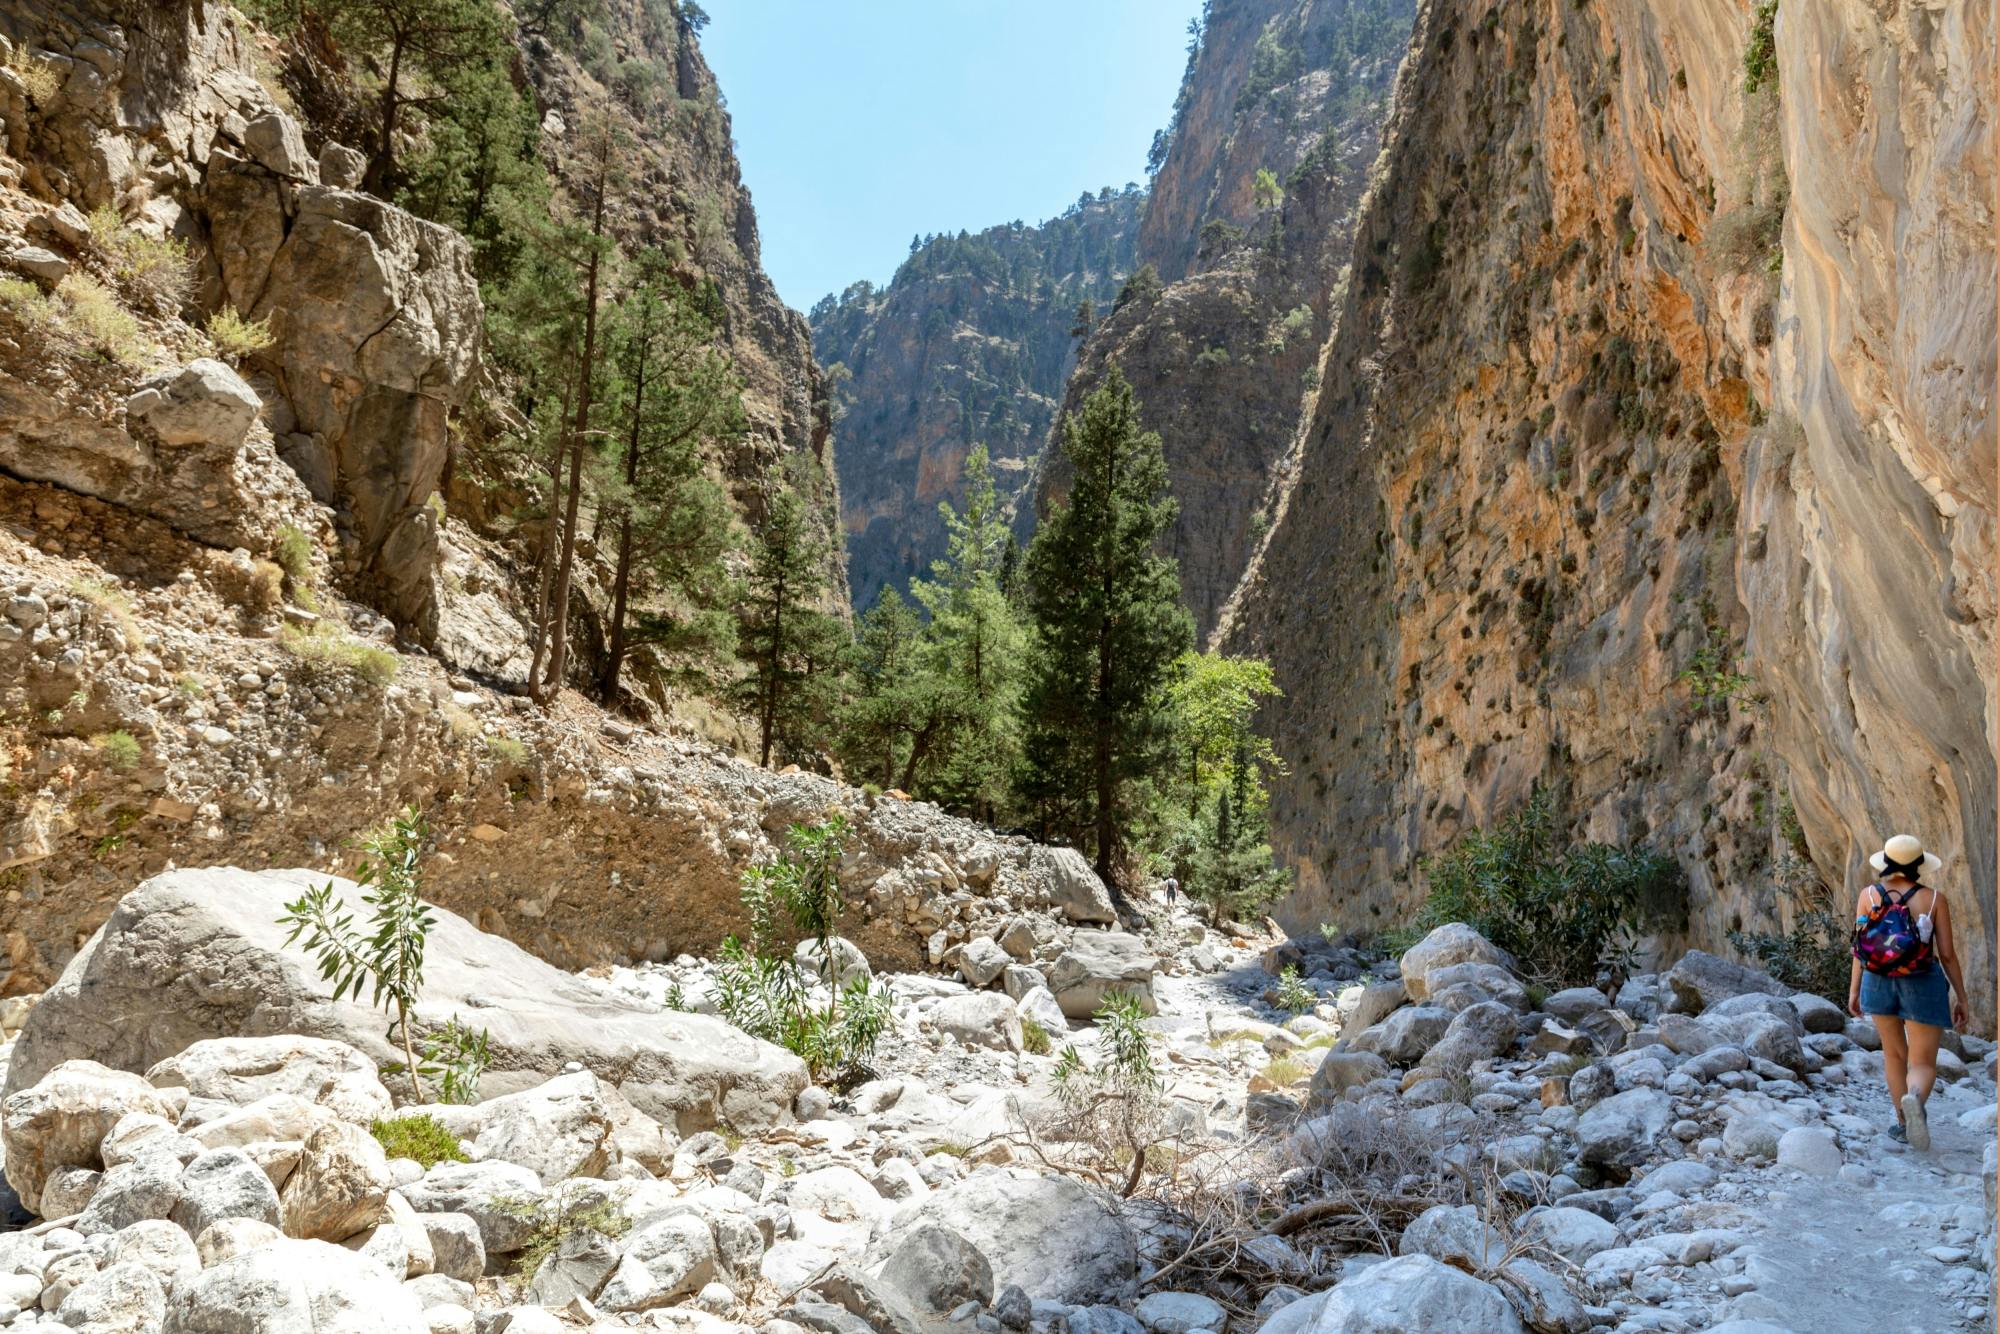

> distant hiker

[
  {"left": 1161, "top": 876, "right": 1179, "bottom": 903},
  {"left": 1849, "top": 833, "right": 1970, "bottom": 1150}
]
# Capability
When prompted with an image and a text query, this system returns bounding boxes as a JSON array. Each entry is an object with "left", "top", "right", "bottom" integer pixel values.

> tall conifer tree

[{"left": 1018, "top": 369, "right": 1192, "bottom": 884}]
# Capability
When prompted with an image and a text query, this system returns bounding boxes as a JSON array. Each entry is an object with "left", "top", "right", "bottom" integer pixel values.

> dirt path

[
  {"left": 1712, "top": 1073, "right": 1992, "bottom": 1333},
  {"left": 1147, "top": 950, "right": 1996, "bottom": 1333}
]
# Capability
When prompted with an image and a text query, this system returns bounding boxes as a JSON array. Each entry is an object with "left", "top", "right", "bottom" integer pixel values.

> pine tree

[
  {"left": 1018, "top": 370, "right": 1192, "bottom": 884},
  {"left": 1184, "top": 741, "right": 1291, "bottom": 923},
  {"left": 910, "top": 444, "right": 1025, "bottom": 818},
  {"left": 1070, "top": 298, "right": 1095, "bottom": 340},
  {"left": 398, "top": 49, "right": 546, "bottom": 283},
  {"left": 534, "top": 113, "right": 621, "bottom": 704},
  {"left": 737, "top": 469, "right": 844, "bottom": 767},
  {"left": 1159, "top": 652, "right": 1290, "bottom": 921},
  {"left": 1114, "top": 263, "right": 1162, "bottom": 313},
  {"left": 483, "top": 220, "right": 590, "bottom": 699},
  {"left": 840, "top": 589, "right": 926, "bottom": 789},
  {"left": 1164, "top": 652, "right": 1283, "bottom": 815},
  {"left": 596, "top": 254, "right": 743, "bottom": 701},
  {"left": 313, "top": 0, "right": 509, "bottom": 198}
]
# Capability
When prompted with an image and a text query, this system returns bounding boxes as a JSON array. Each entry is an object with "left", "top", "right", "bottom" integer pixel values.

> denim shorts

[{"left": 1860, "top": 964, "right": 1953, "bottom": 1028}]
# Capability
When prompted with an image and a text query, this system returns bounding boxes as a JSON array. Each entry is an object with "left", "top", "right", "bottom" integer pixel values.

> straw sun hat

[{"left": 1868, "top": 832, "right": 1943, "bottom": 877}]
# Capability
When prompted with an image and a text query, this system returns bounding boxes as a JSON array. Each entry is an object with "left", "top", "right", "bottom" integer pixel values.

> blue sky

[{"left": 701, "top": 0, "right": 1204, "bottom": 313}]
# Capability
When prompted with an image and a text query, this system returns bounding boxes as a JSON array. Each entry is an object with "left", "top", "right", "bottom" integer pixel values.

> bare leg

[
  {"left": 1873, "top": 1015, "right": 1910, "bottom": 1113},
  {"left": 1904, "top": 1021, "right": 1942, "bottom": 1104}
]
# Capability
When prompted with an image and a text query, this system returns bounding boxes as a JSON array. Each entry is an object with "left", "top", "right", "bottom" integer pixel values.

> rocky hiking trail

[
  {"left": 1713, "top": 1077, "right": 1990, "bottom": 1334},
  {"left": 0, "top": 868, "right": 1995, "bottom": 1334}
]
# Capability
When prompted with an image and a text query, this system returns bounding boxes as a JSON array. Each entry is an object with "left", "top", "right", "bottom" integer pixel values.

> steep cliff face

[
  {"left": 1045, "top": 0, "right": 1412, "bottom": 635},
  {"left": 0, "top": 0, "right": 483, "bottom": 643},
  {"left": 516, "top": 5, "right": 843, "bottom": 587},
  {"left": 1218, "top": 0, "right": 1995, "bottom": 1019},
  {"left": 812, "top": 193, "right": 1142, "bottom": 610},
  {"left": 1139, "top": 0, "right": 1412, "bottom": 285},
  {"left": 0, "top": 0, "right": 842, "bottom": 656}
]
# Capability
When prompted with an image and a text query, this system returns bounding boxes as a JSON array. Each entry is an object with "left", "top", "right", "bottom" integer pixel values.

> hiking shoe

[
  {"left": 1887, "top": 1123, "right": 1907, "bottom": 1143},
  {"left": 1901, "top": 1093, "right": 1930, "bottom": 1151}
]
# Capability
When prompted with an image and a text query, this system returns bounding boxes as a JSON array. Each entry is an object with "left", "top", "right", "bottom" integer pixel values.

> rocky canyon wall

[
  {"left": 0, "top": 0, "right": 845, "bottom": 655},
  {"left": 513, "top": 1, "right": 846, "bottom": 599},
  {"left": 1042, "top": 0, "right": 1413, "bottom": 636},
  {"left": 1217, "top": 0, "right": 1996, "bottom": 1022},
  {"left": 812, "top": 194, "right": 1142, "bottom": 610}
]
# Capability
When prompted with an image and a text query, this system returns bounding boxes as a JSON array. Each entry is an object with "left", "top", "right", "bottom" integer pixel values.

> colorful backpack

[{"left": 1851, "top": 882, "right": 1933, "bottom": 976}]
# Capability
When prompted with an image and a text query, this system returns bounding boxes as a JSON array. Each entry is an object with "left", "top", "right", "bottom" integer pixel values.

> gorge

[{"left": 0, "top": 0, "right": 1993, "bottom": 1329}]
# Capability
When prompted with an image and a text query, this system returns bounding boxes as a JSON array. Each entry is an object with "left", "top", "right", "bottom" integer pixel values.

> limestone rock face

[
  {"left": 161, "top": 1237, "right": 429, "bottom": 1334},
  {"left": 1, "top": 2, "right": 475, "bottom": 640},
  {"left": 468, "top": 1071, "right": 613, "bottom": 1185},
  {"left": 203, "top": 162, "right": 481, "bottom": 640},
  {"left": 145, "top": 1036, "right": 393, "bottom": 1126},
  {"left": 1667, "top": 952, "right": 1787, "bottom": 1014},
  {"left": 1045, "top": 933, "right": 1160, "bottom": 1019},
  {"left": 1216, "top": 0, "right": 1996, "bottom": 1027},
  {"left": 1400, "top": 925, "right": 1515, "bottom": 1001},
  {"left": 127, "top": 360, "right": 261, "bottom": 450},
  {"left": 5, "top": 868, "right": 810, "bottom": 1135},
  {"left": 0, "top": 1059, "right": 176, "bottom": 1214},
  {"left": 811, "top": 193, "right": 1142, "bottom": 611},
  {"left": 1039, "top": 0, "right": 1413, "bottom": 636},
  {"left": 874, "top": 1173, "right": 1139, "bottom": 1305},
  {"left": 1028, "top": 847, "right": 1119, "bottom": 926},
  {"left": 1294, "top": 1254, "right": 1524, "bottom": 1333},
  {"left": 0, "top": 348, "right": 317, "bottom": 556},
  {"left": 170, "top": 1147, "right": 283, "bottom": 1240},
  {"left": 928, "top": 993, "right": 1024, "bottom": 1054},
  {"left": 1576, "top": 1088, "right": 1674, "bottom": 1169},
  {"left": 280, "top": 1122, "right": 394, "bottom": 1242}
]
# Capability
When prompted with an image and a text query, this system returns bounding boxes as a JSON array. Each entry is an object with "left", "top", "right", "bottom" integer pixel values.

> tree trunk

[
  {"left": 899, "top": 720, "right": 934, "bottom": 794},
  {"left": 600, "top": 313, "right": 651, "bottom": 702},
  {"left": 1094, "top": 637, "right": 1115, "bottom": 886},
  {"left": 759, "top": 570, "right": 785, "bottom": 767},
  {"left": 366, "top": 33, "right": 407, "bottom": 196},
  {"left": 542, "top": 132, "right": 611, "bottom": 703},
  {"left": 525, "top": 370, "right": 577, "bottom": 698},
  {"left": 1093, "top": 444, "right": 1118, "bottom": 887}
]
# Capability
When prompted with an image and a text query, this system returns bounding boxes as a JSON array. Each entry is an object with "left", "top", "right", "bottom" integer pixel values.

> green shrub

[
  {"left": 1728, "top": 848, "right": 1848, "bottom": 1004},
  {"left": 1680, "top": 623, "right": 1754, "bottom": 707},
  {"left": 55, "top": 275, "right": 148, "bottom": 363},
  {"left": 500, "top": 1186, "right": 630, "bottom": 1280},
  {"left": 88, "top": 207, "right": 193, "bottom": 311},
  {"left": 207, "top": 307, "right": 275, "bottom": 361},
  {"left": 5, "top": 45, "right": 61, "bottom": 105},
  {"left": 1417, "top": 786, "right": 1682, "bottom": 987},
  {"left": 1262, "top": 1055, "right": 1306, "bottom": 1086},
  {"left": 1251, "top": 166, "right": 1284, "bottom": 211},
  {"left": 711, "top": 815, "right": 894, "bottom": 1081},
  {"left": 0, "top": 276, "right": 58, "bottom": 325},
  {"left": 273, "top": 524, "right": 313, "bottom": 582},
  {"left": 1742, "top": 0, "right": 1779, "bottom": 95},
  {"left": 419, "top": 1016, "right": 492, "bottom": 1104},
  {"left": 68, "top": 577, "right": 144, "bottom": 650},
  {"left": 1370, "top": 924, "right": 1424, "bottom": 957},
  {"left": 93, "top": 730, "right": 141, "bottom": 771},
  {"left": 369, "top": 1113, "right": 468, "bottom": 1169},
  {"left": 484, "top": 735, "right": 530, "bottom": 765},
  {"left": 1021, "top": 1015, "right": 1052, "bottom": 1056},
  {"left": 1052, "top": 993, "right": 1162, "bottom": 1197},
  {"left": 1274, "top": 964, "right": 1314, "bottom": 1015},
  {"left": 278, "top": 808, "right": 439, "bottom": 1097},
  {"left": 280, "top": 622, "right": 399, "bottom": 686}
]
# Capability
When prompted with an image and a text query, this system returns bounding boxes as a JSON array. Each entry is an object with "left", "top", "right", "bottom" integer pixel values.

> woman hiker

[{"left": 1847, "top": 833, "right": 1971, "bottom": 1150}]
